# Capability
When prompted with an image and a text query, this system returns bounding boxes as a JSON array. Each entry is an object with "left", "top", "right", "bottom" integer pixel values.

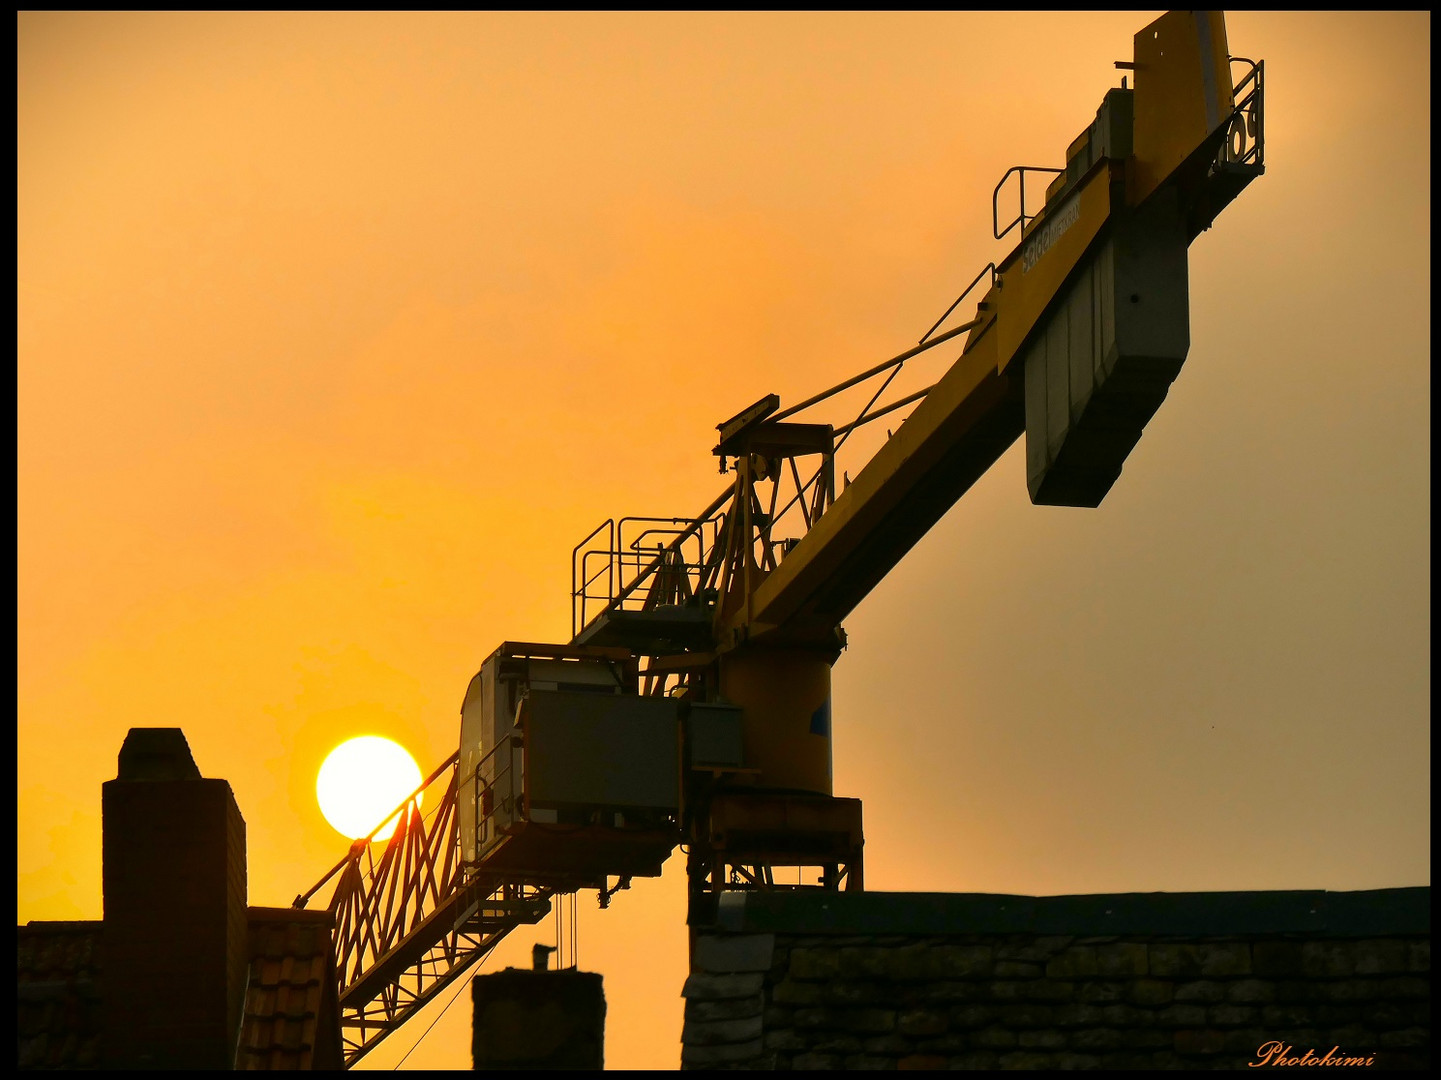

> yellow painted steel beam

[
  {"left": 1130, "top": 10, "right": 1234, "bottom": 207},
  {"left": 724, "top": 9, "right": 1256, "bottom": 643},
  {"left": 731, "top": 320, "right": 1022, "bottom": 643},
  {"left": 995, "top": 162, "right": 1117, "bottom": 375}
]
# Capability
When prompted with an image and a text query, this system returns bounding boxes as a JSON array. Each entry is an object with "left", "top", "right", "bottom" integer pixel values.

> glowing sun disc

[{"left": 317, "top": 736, "right": 423, "bottom": 841}]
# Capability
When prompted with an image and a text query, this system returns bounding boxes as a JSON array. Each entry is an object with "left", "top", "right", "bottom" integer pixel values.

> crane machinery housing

[{"left": 294, "top": 11, "right": 1265, "bottom": 1066}]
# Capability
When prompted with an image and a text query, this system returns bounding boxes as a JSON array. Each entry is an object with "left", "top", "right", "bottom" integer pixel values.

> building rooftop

[
  {"left": 237, "top": 907, "right": 344, "bottom": 1071},
  {"left": 17, "top": 921, "right": 103, "bottom": 1070},
  {"left": 16, "top": 908, "right": 342, "bottom": 1071},
  {"left": 716, "top": 886, "right": 1433, "bottom": 937}
]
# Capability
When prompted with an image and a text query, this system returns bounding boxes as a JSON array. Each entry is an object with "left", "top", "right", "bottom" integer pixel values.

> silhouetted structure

[
  {"left": 16, "top": 728, "right": 342, "bottom": 1070},
  {"left": 472, "top": 968, "right": 604, "bottom": 1071},
  {"left": 681, "top": 889, "right": 1431, "bottom": 1070}
]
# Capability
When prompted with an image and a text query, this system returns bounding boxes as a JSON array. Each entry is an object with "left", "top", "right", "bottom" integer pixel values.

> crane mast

[{"left": 295, "top": 11, "right": 1265, "bottom": 1066}]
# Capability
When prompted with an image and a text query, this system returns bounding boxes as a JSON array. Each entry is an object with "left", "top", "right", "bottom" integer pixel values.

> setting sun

[{"left": 316, "top": 736, "right": 423, "bottom": 841}]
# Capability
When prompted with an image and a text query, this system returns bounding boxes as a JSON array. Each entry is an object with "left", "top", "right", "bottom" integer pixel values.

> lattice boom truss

[{"left": 295, "top": 752, "right": 552, "bottom": 1067}]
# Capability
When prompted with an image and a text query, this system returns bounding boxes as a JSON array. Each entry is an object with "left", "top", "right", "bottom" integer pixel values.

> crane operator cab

[
  {"left": 456, "top": 640, "right": 864, "bottom": 906},
  {"left": 458, "top": 642, "right": 683, "bottom": 887}
]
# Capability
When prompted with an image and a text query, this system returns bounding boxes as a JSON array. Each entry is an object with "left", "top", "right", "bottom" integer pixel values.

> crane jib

[
  {"left": 1021, "top": 196, "right": 1082, "bottom": 274},
  {"left": 294, "top": 12, "right": 1267, "bottom": 1067}
]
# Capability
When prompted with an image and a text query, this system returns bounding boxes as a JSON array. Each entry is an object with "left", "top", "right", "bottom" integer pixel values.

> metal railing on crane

[{"left": 568, "top": 280, "right": 993, "bottom": 645}]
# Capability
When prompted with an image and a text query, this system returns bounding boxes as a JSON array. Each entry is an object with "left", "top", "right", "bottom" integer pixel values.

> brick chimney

[{"left": 101, "top": 728, "right": 248, "bottom": 1068}]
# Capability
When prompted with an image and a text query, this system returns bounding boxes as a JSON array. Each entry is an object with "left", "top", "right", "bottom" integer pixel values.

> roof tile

[
  {"left": 235, "top": 907, "right": 342, "bottom": 1070},
  {"left": 15, "top": 922, "right": 103, "bottom": 1070},
  {"left": 19, "top": 910, "right": 340, "bottom": 1070}
]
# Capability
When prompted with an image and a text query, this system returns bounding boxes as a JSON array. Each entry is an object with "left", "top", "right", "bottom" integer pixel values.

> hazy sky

[{"left": 17, "top": 11, "right": 1429, "bottom": 1070}]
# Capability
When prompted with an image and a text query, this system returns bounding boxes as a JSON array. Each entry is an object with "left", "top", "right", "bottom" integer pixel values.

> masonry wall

[
  {"left": 681, "top": 888, "right": 1429, "bottom": 1070},
  {"left": 100, "top": 730, "right": 249, "bottom": 1070},
  {"left": 473, "top": 969, "right": 605, "bottom": 1070}
]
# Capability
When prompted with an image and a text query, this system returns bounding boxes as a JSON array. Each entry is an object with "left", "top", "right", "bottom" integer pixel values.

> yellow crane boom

[
  {"left": 725, "top": 10, "right": 1263, "bottom": 646},
  {"left": 294, "top": 12, "right": 1266, "bottom": 1066}
]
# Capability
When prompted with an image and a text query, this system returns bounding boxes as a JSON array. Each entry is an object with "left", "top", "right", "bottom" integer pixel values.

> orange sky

[{"left": 17, "top": 11, "right": 1430, "bottom": 1070}]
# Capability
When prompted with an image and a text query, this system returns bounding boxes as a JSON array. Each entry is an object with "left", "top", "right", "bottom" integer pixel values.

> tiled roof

[
  {"left": 16, "top": 921, "right": 103, "bottom": 1070},
  {"left": 16, "top": 910, "right": 342, "bottom": 1071},
  {"left": 236, "top": 907, "right": 344, "bottom": 1071}
]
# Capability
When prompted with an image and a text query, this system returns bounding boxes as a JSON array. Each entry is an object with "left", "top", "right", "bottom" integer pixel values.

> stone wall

[{"left": 681, "top": 888, "right": 1429, "bottom": 1070}]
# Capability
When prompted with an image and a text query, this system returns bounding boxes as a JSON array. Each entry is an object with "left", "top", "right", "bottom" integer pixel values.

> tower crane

[{"left": 293, "top": 11, "right": 1265, "bottom": 1065}]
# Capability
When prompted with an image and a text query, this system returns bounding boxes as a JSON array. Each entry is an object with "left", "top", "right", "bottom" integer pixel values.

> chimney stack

[{"left": 101, "top": 728, "right": 248, "bottom": 1068}]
